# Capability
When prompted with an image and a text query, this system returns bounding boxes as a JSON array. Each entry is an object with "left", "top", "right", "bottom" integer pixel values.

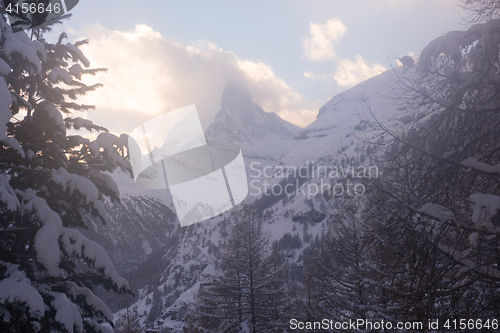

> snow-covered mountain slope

[
  {"left": 281, "top": 68, "right": 402, "bottom": 167},
  {"left": 197, "top": 87, "right": 224, "bottom": 131},
  {"left": 204, "top": 83, "right": 301, "bottom": 164},
  {"left": 107, "top": 70, "right": 410, "bottom": 331},
  {"left": 81, "top": 172, "right": 178, "bottom": 274},
  {"left": 82, "top": 84, "right": 301, "bottom": 312}
]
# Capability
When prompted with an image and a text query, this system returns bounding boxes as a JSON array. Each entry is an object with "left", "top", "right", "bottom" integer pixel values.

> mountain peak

[
  {"left": 198, "top": 82, "right": 300, "bottom": 162},
  {"left": 282, "top": 68, "right": 401, "bottom": 166},
  {"left": 205, "top": 84, "right": 298, "bottom": 141},
  {"left": 222, "top": 81, "right": 251, "bottom": 102}
]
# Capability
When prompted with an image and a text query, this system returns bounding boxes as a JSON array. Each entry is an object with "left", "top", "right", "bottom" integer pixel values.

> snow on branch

[
  {"left": 64, "top": 43, "right": 90, "bottom": 67},
  {"left": 0, "top": 77, "right": 11, "bottom": 129},
  {"left": 462, "top": 156, "right": 500, "bottom": 174},
  {"left": 90, "top": 171, "right": 120, "bottom": 200},
  {"left": 61, "top": 103, "right": 95, "bottom": 113},
  {"left": 467, "top": 194, "right": 500, "bottom": 247},
  {"left": 50, "top": 168, "right": 118, "bottom": 220},
  {"left": 89, "top": 133, "right": 131, "bottom": 172},
  {"left": 91, "top": 199, "right": 110, "bottom": 224},
  {"left": 470, "top": 194, "right": 500, "bottom": 228},
  {"left": 0, "top": 174, "right": 20, "bottom": 211},
  {"left": 67, "top": 135, "right": 91, "bottom": 146},
  {"left": 32, "top": 103, "right": 66, "bottom": 134},
  {"left": 65, "top": 117, "right": 108, "bottom": 132},
  {"left": 418, "top": 18, "right": 500, "bottom": 73},
  {"left": 419, "top": 30, "right": 474, "bottom": 71},
  {"left": 0, "top": 75, "right": 25, "bottom": 157},
  {"left": 438, "top": 242, "right": 500, "bottom": 279},
  {"left": 2, "top": 29, "right": 42, "bottom": 75},
  {"left": 61, "top": 229, "right": 129, "bottom": 291},
  {"left": 10, "top": 90, "right": 33, "bottom": 111},
  {"left": 67, "top": 64, "right": 106, "bottom": 80},
  {"left": 437, "top": 242, "right": 477, "bottom": 272},
  {"left": 18, "top": 191, "right": 63, "bottom": 276},
  {"left": 48, "top": 66, "right": 73, "bottom": 85},
  {"left": 51, "top": 168, "right": 113, "bottom": 221},
  {"left": 1, "top": 136, "right": 26, "bottom": 158},
  {"left": 418, "top": 202, "right": 454, "bottom": 222},
  {"left": 51, "top": 168, "right": 99, "bottom": 204},
  {"left": 65, "top": 281, "right": 114, "bottom": 323},
  {"left": 0, "top": 262, "right": 44, "bottom": 318},
  {"left": 85, "top": 320, "right": 113, "bottom": 333},
  {"left": 16, "top": 190, "right": 128, "bottom": 289},
  {"left": 0, "top": 58, "right": 10, "bottom": 75},
  {"left": 88, "top": 133, "right": 126, "bottom": 157},
  {"left": 52, "top": 293, "right": 83, "bottom": 333}
]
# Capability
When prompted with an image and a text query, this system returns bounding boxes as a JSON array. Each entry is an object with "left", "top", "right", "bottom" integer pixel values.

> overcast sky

[{"left": 52, "top": 0, "right": 467, "bottom": 132}]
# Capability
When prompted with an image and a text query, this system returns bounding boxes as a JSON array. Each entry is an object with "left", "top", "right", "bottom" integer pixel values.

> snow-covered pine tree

[
  {"left": 363, "top": 0, "right": 500, "bottom": 321},
  {"left": 189, "top": 205, "right": 286, "bottom": 333},
  {"left": 0, "top": 4, "right": 132, "bottom": 332}
]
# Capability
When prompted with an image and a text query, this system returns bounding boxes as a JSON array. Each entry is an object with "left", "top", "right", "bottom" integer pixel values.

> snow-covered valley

[{"left": 95, "top": 70, "right": 403, "bottom": 331}]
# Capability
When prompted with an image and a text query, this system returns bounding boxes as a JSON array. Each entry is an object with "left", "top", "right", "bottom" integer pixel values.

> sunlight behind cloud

[{"left": 76, "top": 24, "right": 318, "bottom": 134}]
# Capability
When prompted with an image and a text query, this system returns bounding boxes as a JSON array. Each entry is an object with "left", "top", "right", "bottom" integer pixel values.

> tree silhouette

[{"left": 190, "top": 205, "right": 286, "bottom": 333}]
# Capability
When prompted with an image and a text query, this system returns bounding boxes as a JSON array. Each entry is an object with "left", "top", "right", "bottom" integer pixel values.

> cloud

[
  {"left": 333, "top": 55, "right": 386, "bottom": 86},
  {"left": 302, "top": 19, "right": 346, "bottom": 61},
  {"left": 303, "top": 71, "right": 334, "bottom": 83},
  {"left": 302, "top": 19, "right": 385, "bottom": 87},
  {"left": 74, "top": 24, "right": 319, "bottom": 134},
  {"left": 304, "top": 55, "right": 385, "bottom": 87}
]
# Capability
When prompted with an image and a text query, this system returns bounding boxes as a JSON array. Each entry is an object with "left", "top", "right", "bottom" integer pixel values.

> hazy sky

[{"left": 51, "top": 0, "right": 467, "bottom": 131}]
